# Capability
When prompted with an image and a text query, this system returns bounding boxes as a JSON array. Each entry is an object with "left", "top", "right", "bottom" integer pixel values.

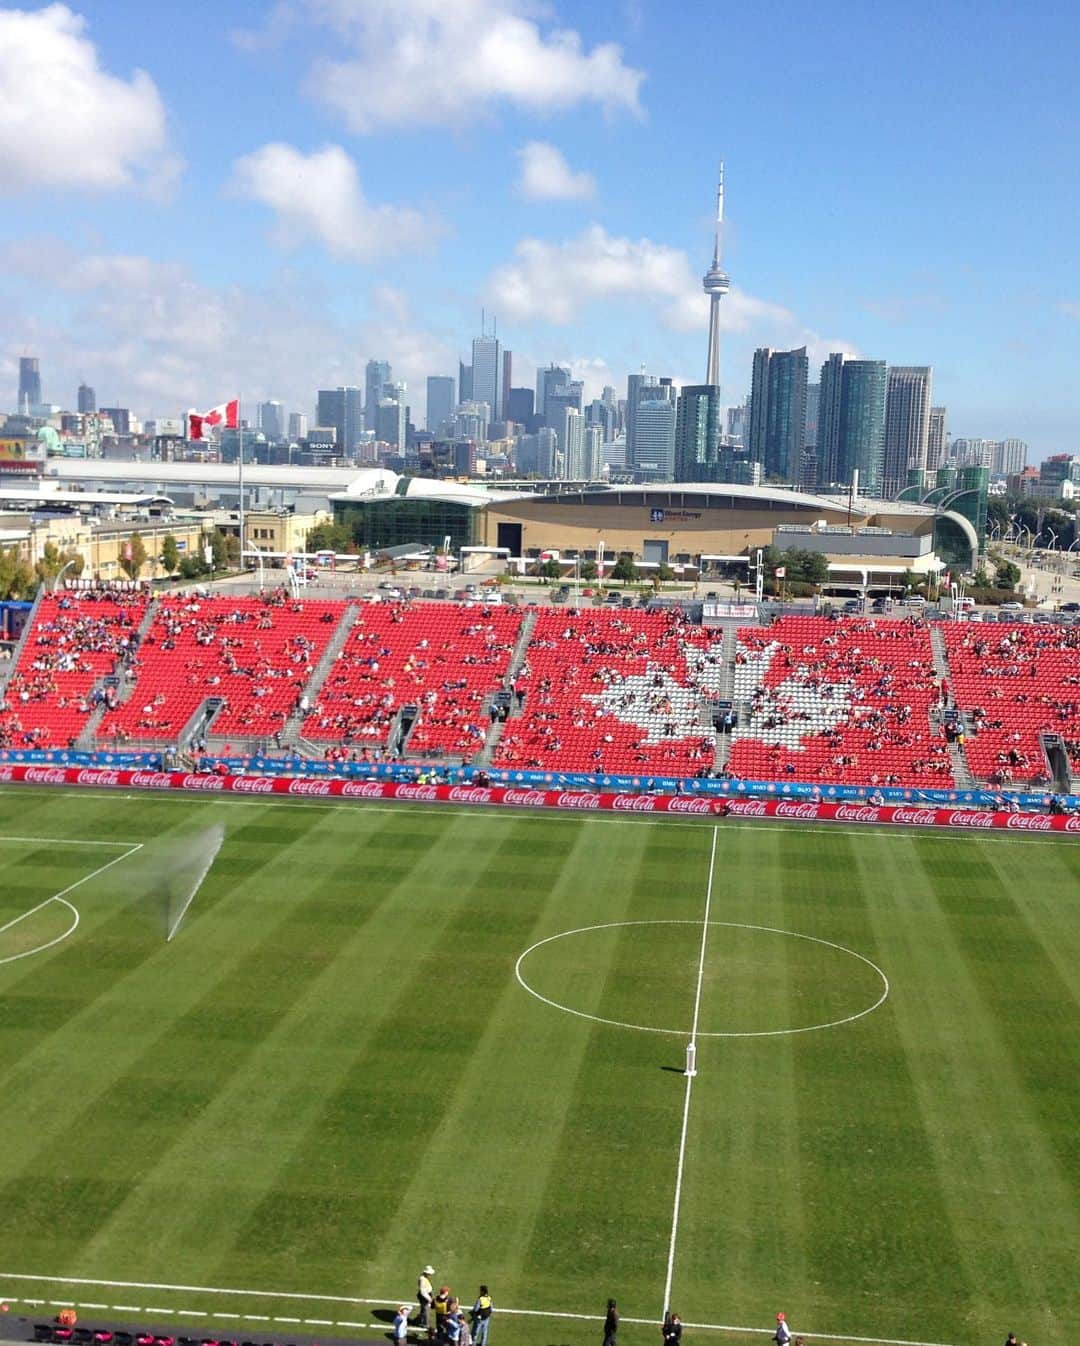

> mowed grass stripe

[
  {"left": 60, "top": 807, "right": 463, "bottom": 1286},
  {"left": 212, "top": 813, "right": 559, "bottom": 1292},
  {"left": 786, "top": 834, "right": 969, "bottom": 1339},
  {"left": 517, "top": 825, "right": 716, "bottom": 1319},
  {"left": 850, "top": 834, "right": 1072, "bottom": 1344},
  {"left": 358, "top": 818, "right": 639, "bottom": 1305},
  {"left": 0, "top": 801, "right": 340, "bottom": 1270},
  {"left": 673, "top": 826, "right": 860, "bottom": 1328},
  {"left": 917, "top": 839, "right": 1080, "bottom": 1344}
]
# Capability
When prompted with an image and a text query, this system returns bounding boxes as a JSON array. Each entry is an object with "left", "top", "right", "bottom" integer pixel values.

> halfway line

[{"left": 661, "top": 823, "right": 718, "bottom": 1316}]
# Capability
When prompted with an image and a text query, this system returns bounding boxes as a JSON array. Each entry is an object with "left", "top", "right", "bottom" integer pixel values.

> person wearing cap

[
  {"left": 774, "top": 1313, "right": 792, "bottom": 1346},
  {"left": 416, "top": 1267, "right": 435, "bottom": 1334},
  {"left": 394, "top": 1306, "right": 411, "bottom": 1343},
  {"left": 471, "top": 1286, "right": 493, "bottom": 1346}
]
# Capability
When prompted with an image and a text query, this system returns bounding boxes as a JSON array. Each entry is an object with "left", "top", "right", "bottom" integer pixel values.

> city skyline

[{"left": 0, "top": 1, "right": 1075, "bottom": 460}]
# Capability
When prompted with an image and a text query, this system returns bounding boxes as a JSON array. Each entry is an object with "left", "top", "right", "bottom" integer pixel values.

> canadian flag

[
  {"left": 774, "top": 565, "right": 786, "bottom": 579},
  {"left": 188, "top": 399, "right": 239, "bottom": 440}
]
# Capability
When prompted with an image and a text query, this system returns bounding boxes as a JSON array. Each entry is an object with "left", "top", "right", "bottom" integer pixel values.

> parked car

[
  {"left": 998, "top": 600, "right": 1024, "bottom": 612},
  {"left": 843, "top": 599, "right": 860, "bottom": 613},
  {"left": 1061, "top": 601, "right": 1080, "bottom": 613},
  {"left": 434, "top": 587, "right": 449, "bottom": 599}
]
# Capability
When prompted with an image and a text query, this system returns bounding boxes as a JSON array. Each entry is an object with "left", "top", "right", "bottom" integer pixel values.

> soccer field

[{"left": 0, "top": 789, "right": 1078, "bottom": 1346}]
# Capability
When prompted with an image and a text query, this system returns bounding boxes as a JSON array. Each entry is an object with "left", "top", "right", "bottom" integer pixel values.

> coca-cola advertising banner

[{"left": 0, "top": 765, "right": 1075, "bottom": 834}]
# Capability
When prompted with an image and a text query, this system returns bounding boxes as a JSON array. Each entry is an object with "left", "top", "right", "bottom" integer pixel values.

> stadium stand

[
  {"left": 0, "top": 591, "right": 148, "bottom": 749},
  {"left": 492, "top": 608, "right": 718, "bottom": 774},
  {"left": 727, "top": 614, "right": 953, "bottom": 786},
  {"left": 97, "top": 594, "right": 344, "bottom": 744},
  {"left": 941, "top": 622, "right": 1079, "bottom": 785},
  {"left": 303, "top": 602, "right": 522, "bottom": 758}
]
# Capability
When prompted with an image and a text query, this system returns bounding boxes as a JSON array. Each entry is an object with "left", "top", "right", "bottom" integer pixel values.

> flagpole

[{"left": 238, "top": 397, "right": 245, "bottom": 573}]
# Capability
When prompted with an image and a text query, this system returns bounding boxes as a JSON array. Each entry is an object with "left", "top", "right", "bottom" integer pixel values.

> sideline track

[{"left": 0, "top": 1274, "right": 961, "bottom": 1346}]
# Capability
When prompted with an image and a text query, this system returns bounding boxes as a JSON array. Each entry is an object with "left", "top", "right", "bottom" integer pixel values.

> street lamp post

[{"left": 52, "top": 557, "right": 78, "bottom": 593}]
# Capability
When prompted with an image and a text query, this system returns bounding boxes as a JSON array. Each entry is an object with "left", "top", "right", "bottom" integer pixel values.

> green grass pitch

[{"left": 0, "top": 788, "right": 1078, "bottom": 1346}]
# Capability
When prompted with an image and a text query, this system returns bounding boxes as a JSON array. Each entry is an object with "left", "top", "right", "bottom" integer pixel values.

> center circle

[{"left": 515, "top": 920, "right": 889, "bottom": 1038}]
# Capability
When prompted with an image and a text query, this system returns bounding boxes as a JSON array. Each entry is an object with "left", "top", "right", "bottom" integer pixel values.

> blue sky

[{"left": 0, "top": 0, "right": 1076, "bottom": 460}]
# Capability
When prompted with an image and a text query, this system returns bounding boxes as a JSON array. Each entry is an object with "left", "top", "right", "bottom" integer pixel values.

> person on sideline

[
  {"left": 471, "top": 1286, "right": 493, "bottom": 1346},
  {"left": 662, "top": 1312, "right": 682, "bottom": 1346},
  {"left": 774, "top": 1313, "right": 792, "bottom": 1346},
  {"left": 394, "top": 1306, "right": 410, "bottom": 1344},
  {"left": 417, "top": 1266, "right": 435, "bottom": 1333},
  {"left": 603, "top": 1299, "right": 619, "bottom": 1346}
]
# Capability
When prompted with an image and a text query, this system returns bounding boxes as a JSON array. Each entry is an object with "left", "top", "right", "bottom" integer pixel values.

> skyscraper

[
  {"left": 748, "top": 346, "right": 808, "bottom": 482},
  {"left": 458, "top": 359, "right": 473, "bottom": 403},
  {"left": 376, "top": 396, "right": 407, "bottom": 451},
  {"left": 625, "top": 373, "right": 675, "bottom": 476},
  {"left": 364, "top": 360, "right": 391, "bottom": 432},
  {"left": 516, "top": 427, "right": 557, "bottom": 477},
  {"left": 994, "top": 438, "right": 1027, "bottom": 475},
  {"left": 582, "top": 424, "right": 603, "bottom": 480},
  {"left": 702, "top": 164, "right": 730, "bottom": 387},
  {"left": 18, "top": 357, "right": 41, "bottom": 412},
  {"left": 883, "top": 366, "right": 933, "bottom": 497},
  {"left": 555, "top": 405, "right": 585, "bottom": 479},
  {"left": 817, "top": 356, "right": 887, "bottom": 494},
  {"left": 632, "top": 398, "right": 677, "bottom": 481},
  {"left": 536, "top": 365, "right": 570, "bottom": 424},
  {"left": 675, "top": 385, "right": 722, "bottom": 481},
  {"left": 926, "top": 406, "right": 947, "bottom": 472},
  {"left": 426, "top": 376, "right": 455, "bottom": 434},
  {"left": 288, "top": 412, "right": 308, "bottom": 441},
  {"left": 471, "top": 333, "right": 501, "bottom": 421},
  {"left": 258, "top": 400, "right": 285, "bottom": 441},
  {"left": 507, "top": 387, "right": 535, "bottom": 427},
  {"left": 501, "top": 350, "right": 513, "bottom": 420},
  {"left": 317, "top": 387, "right": 364, "bottom": 453},
  {"left": 77, "top": 382, "right": 96, "bottom": 414}
]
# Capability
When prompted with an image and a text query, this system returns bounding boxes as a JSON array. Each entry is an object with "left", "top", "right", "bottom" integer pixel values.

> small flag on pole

[
  {"left": 774, "top": 566, "right": 786, "bottom": 579},
  {"left": 188, "top": 399, "right": 239, "bottom": 441}
]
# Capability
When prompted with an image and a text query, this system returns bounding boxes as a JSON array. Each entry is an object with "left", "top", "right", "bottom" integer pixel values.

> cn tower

[{"left": 702, "top": 163, "right": 730, "bottom": 387}]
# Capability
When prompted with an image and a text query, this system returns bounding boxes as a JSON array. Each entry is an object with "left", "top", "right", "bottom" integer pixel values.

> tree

[
  {"left": 657, "top": 562, "right": 675, "bottom": 582},
  {"left": 611, "top": 554, "right": 637, "bottom": 582},
  {"left": 33, "top": 541, "right": 84, "bottom": 586},
  {"left": 161, "top": 534, "right": 180, "bottom": 575},
  {"left": 209, "top": 528, "right": 235, "bottom": 571},
  {"left": 580, "top": 559, "right": 598, "bottom": 581},
  {"left": 0, "top": 545, "right": 36, "bottom": 599},
  {"left": 307, "top": 521, "right": 354, "bottom": 553},
  {"left": 119, "top": 532, "right": 147, "bottom": 580},
  {"left": 995, "top": 560, "right": 1021, "bottom": 590},
  {"left": 178, "top": 554, "right": 206, "bottom": 580},
  {"left": 539, "top": 558, "right": 562, "bottom": 580}
]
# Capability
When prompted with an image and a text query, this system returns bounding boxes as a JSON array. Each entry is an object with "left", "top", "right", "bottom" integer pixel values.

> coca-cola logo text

[
  {"left": 612, "top": 794, "right": 657, "bottom": 812},
  {"left": 1005, "top": 813, "right": 1052, "bottom": 830},
  {"left": 777, "top": 801, "right": 824, "bottom": 820},
  {"left": 447, "top": 787, "right": 495, "bottom": 804},
  {"left": 180, "top": 774, "right": 225, "bottom": 791},
  {"left": 130, "top": 772, "right": 173, "bottom": 790},
  {"left": 24, "top": 767, "right": 69, "bottom": 786},
  {"left": 556, "top": 792, "right": 602, "bottom": 809},
  {"left": 287, "top": 779, "right": 332, "bottom": 796},
  {"left": 503, "top": 789, "right": 547, "bottom": 807},
  {"left": 339, "top": 781, "right": 388, "bottom": 799},
  {"left": 77, "top": 769, "right": 121, "bottom": 787},
  {"left": 664, "top": 797, "right": 713, "bottom": 814},
  {"left": 231, "top": 777, "right": 277, "bottom": 794}
]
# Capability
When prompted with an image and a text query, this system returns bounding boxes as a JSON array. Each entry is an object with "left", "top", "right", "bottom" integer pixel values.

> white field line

[
  {"left": 2, "top": 786, "right": 1076, "bottom": 847},
  {"left": 0, "top": 1283, "right": 961, "bottom": 1346},
  {"left": 0, "top": 836, "right": 141, "bottom": 847},
  {"left": 661, "top": 825, "right": 718, "bottom": 1318},
  {"left": 0, "top": 842, "right": 143, "bottom": 966}
]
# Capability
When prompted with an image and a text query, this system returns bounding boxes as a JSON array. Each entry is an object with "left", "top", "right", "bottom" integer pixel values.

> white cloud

[
  {"left": 487, "top": 225, "right": 860, "bottom": 377},
  {"left": 1059, "top": 301, "right": 1080, "bottom": 319},
  {"left": 0, "top": 3, "right": 178, "bottom": 195},
  {"left": 516, "top": 141, "right": 595, "bottom": 201},
  {"left": 230, "top": 142, "right": 433, "bottom": 261},
  {"left": 0, "top": 238, "right": 455, "bottom": 422},
  {"left": 304, "top": 0, "right": 644, "bottom": 132}
]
